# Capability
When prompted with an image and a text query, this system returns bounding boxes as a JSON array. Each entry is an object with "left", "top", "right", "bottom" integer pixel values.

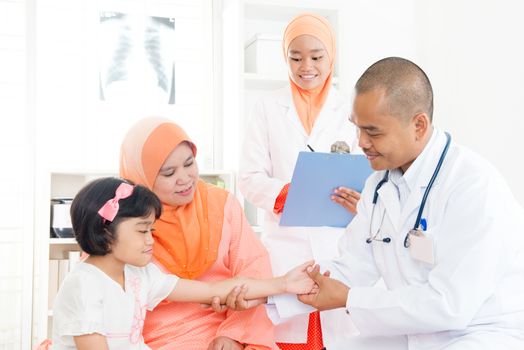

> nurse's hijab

[
  {"left": 283, "top": 13, "right": 336, "bottom": 135},
  {"left": 120, "top": 117, "right": 227, "bottom": 279}
]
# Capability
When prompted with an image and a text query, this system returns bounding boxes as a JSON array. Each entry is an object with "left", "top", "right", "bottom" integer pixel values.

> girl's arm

[
  {"left": 74, "top": 333, "right": 109, "bottom": 350},
  {"left": 167, "top": 260, "right": 315, "bottom": 304}
]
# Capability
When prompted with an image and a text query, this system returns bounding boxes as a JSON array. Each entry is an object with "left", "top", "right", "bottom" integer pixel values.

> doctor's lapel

[
  {"left": 401, "top": 134, "right": 448, "bottom": 222},
  {"left": 401, "top": 185, "right": 427, "bottom": 224},
  {"left": 377, "top": 181, "right": 401, "bottom": 232},
  {"left": 278, "top": 94, "right": 308, "bottom": 138},
  {"left": 309, "top": 90, "right": 345, "bottom": 140},
  {"left": 401, "top": 159, "right": 448, "bottom": 224}
]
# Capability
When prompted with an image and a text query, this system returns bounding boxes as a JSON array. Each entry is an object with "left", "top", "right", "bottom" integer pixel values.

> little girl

[{"left": 51, "top": 177, "right": 315, "bottom": 349}]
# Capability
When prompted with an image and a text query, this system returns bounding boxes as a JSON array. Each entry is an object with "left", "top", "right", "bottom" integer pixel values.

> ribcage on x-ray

[{"left": 99, "top": 12, "right": 176, "bottom": 104}]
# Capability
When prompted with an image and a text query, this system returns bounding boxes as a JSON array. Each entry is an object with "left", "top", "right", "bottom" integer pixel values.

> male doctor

[{"left": 298, "top": 57, "right": 524, "bottom": 349}]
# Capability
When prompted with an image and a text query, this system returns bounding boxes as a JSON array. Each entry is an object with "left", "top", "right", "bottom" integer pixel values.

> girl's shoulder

[
  {"left": 53, "top": 263, "right": 106, "bottom": 313},
  {"left": 125, "top": 262, "right": 178, "bottom": 284},
  {"left": 125, "top": 262, "right": 162, "bottom": 278},
  {"left": 61, "top": 262, "right": 102, "bottom": 289}
]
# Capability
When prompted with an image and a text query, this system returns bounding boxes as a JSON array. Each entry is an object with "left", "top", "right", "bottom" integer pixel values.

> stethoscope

[{"left": 366, "top": 132, "right": 451, "bottom": 247}]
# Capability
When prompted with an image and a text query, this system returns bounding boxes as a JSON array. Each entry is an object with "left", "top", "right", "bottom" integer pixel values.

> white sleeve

[
  {"left": 238, "top": 98, "right": 287, "bottom": 212},
  {"left": 143, "top": 263, "right": 179, "bottom": 310},
  {"left": 52, "top": 271, "right": 106, "bottom": 344},
  {"left": 267, "top": 177, "right": 383, "bottom": 322},
  {"left": 346, "top": 174, "right": 519, "bottom": 336},
  {"left": 323, "top": 175, "right": 382, "bottom": 287}
]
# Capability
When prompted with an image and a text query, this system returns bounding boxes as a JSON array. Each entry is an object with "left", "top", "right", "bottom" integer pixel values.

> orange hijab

[
  {"left": 283, "top": 13, "right": 336, "bottom": 135},
  {"left": 120, "top": 117, "right": 227, "bottom": 279}
]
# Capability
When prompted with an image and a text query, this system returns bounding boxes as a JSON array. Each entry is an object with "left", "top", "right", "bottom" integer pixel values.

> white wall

[
  {"left": 0, "top": 0, "right": 34, "bottom": 348},
  {"left": 339, "top": 0, "right": 418, "bottom": 96},
  {"left": 35, "top": 0, "right": 215, "bottom": 174},
  {"left": 338, "top": 0, "right": 524, "bottom": 205},
  {"left": 415, "top": 0, "right": 524, "bottom": 205}
]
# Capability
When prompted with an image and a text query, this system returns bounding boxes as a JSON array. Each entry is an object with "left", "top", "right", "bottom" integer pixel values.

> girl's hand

[
  {"left": 209, "top": 285, "right": 267, "bottom": 312},
  {"left": 331, "top": 187, "right": 361, "bottom": 214},
  {"left": 283, "top": 260, "right": 316, "bottom": 294}
]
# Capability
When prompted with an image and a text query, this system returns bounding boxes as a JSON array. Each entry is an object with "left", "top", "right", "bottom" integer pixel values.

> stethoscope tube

[
  {"left": 367, "top": 132, "right": 452, "bottom": 246},
  {"left": 410, "top": 132, "right": 452, "bottom": 240}
]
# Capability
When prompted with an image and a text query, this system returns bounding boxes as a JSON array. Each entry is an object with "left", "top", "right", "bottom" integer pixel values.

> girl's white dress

[{"left": 52, "top": 262, "right": 178, "bottom": 349}]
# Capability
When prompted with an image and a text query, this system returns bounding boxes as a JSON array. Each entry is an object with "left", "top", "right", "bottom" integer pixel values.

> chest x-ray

[{"left": 98, "top": 12, "right": 176, "bottom": 104}]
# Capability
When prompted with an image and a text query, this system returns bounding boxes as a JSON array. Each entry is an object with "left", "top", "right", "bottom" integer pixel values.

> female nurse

[{"left": 238, "top": 13, "right": 362, "bottom": 350}]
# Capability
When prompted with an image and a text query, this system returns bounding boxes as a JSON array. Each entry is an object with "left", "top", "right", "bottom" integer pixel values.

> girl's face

[
  {"left": 153, "top": 142, "right": 199, "bottom": 207},
  {"left": 286, "top": 34, "right": 331, "bottom": 90},
  {"left": 110, "top": 212, "right": 155, "bottom": 267}
]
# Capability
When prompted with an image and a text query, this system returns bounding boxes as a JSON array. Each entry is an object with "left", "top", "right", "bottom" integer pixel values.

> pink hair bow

[{"left": 98, "top": 182, "right": 134, "bottom": 222}]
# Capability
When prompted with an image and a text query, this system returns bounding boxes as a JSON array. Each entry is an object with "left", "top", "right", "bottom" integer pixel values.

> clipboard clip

[{"left": 330, "top": 141, "right": 351, "bottom": 154}]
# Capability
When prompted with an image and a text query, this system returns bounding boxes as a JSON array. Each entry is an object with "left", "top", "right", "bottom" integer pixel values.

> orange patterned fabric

[
  {"left": 120, "top": 117, "right": 224, "bottom": 279},
  {"left": 143, "top": 195, "right": 275, "bottom": 349},
  {"left": 283, "top": 13, "right": 336, "bottom": 135},
  {"left": 276, "top": 311, "right": 324, "bottom": 350},
  {"left": 152, "top": 180, "right": 227, "bottom": 279},
  {"left": 273, "top": 183, "right": 290, "bottom": 214},
  {"left": 121, "top": 118, "right": 275, "bottom": 348}
]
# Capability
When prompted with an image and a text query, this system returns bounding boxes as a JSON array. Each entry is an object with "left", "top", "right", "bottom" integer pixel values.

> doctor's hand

[
  {"left": 210, "top": 285, "right": 266, "bottom": 313},
  {"left": 298, "top": 265, "right": 350, "bottom": 311},
  {"left": 332, "top": 187, "right": 361, "bottom": 214}
]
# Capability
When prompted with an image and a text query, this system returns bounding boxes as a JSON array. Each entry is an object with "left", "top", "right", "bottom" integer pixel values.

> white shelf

[
  {"left": 244, "top": 1, "right": 339, "bottom": 22},
  {"left": 49, "top": 238, "right": 77, "bottom": 245},
  {"left": 251, "top": 225, "right": 263, "bottom": 236},
  {"left": 244, "top": 73, "right": 339, "bottom": 90},
  {"left": 244, "top": 73, "right": 288, "bottom": 90}
]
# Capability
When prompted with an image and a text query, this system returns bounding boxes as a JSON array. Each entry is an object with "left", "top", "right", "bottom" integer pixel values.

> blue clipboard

[{"left": 280, "top": 152, "right": 373, "bottom": 227}]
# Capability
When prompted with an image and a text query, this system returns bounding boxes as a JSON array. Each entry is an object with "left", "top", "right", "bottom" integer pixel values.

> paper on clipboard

[{"left": 280, "top": 152, "right": 373, "bottom": 227}]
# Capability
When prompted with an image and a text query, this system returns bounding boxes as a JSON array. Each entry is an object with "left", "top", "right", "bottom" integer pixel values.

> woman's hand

[
  {"left": 331, "top": 187, "right": 361, "bottom": 214},
  {"left": 207, "top": 336, "right": 244, "bottom": 350},
  {"left": 283, "top": 260, "right": 316, "bottom": 294}
]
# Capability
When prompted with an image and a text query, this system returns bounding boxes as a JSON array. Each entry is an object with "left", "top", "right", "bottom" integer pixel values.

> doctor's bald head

[
  {"left": 355, "top": 57, "right": 433, "bottom": 123},
  {"left": 351, "top": 57, "right": 435, "bottom": 172}
]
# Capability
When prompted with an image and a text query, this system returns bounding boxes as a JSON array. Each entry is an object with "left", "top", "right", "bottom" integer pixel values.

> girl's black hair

[{"left": 70, "top": 177, "right": 162, "bottom": 255}]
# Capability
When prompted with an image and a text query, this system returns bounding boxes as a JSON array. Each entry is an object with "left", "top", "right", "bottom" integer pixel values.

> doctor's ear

[{"left": 412, "top": 113, "right": 429, "bottom": 140}]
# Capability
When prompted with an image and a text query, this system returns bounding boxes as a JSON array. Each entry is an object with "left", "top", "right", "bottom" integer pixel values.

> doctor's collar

[{"left": 393, "top": 129, "right": 442, "bottom": 191}]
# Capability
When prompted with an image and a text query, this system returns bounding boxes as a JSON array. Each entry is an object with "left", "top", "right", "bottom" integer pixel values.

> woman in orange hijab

[
  {"left": 120, "top": 117, "right": 275, "bottom": 350},
  {"left": 237, "top": 13, "right": 362, "bottom": 350}
]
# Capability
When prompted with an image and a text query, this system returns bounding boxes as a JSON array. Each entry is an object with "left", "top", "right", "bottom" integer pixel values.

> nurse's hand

[
  {"left": 210, "top": 285, "right": 266, "bottom": 312},
  {"left": 207, "top": 336, "right": 243, "bottom": 350},
  {"left": 298, "top": 265, "right": 349, "bottom": 311},
  {"left": 332, "top": 187, "right": 360, "bottom": 214}
]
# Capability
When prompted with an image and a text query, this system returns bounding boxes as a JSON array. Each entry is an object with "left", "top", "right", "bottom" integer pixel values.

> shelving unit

[
  {"left": 244, "top": 73, "right": 339, "bottom": 90},
  {"left": 49, "top": 238, "right": 77, "bottom": 245},
  {"left": 34, "top": 169, "right": 235, "bottom": 340},
  {"left": 220, "top": 0, "right": 348, "bottom": 230},
  {"left": 243, "top": 72, "right": 288, "bottom": 90}
]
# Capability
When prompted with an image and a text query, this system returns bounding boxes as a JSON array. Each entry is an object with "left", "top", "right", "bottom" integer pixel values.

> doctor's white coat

[
  {"left": 239, "top": 87, "right": 405, "bottom": 349},
  {"left": 328, "top": 129, "right": 524, "bottom": 349}
]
